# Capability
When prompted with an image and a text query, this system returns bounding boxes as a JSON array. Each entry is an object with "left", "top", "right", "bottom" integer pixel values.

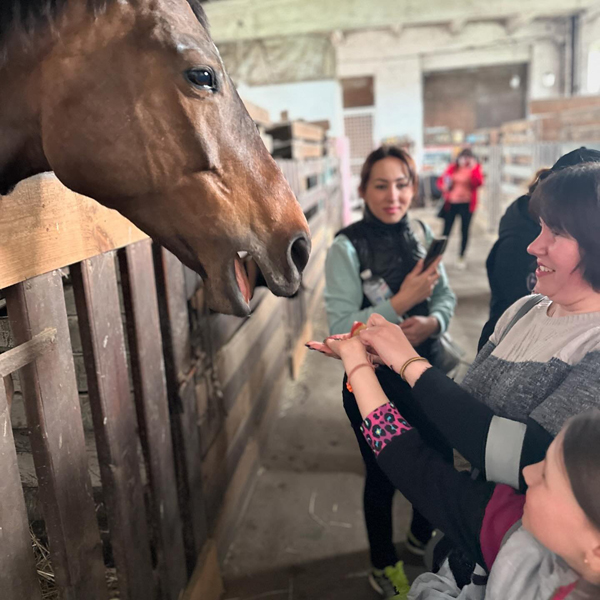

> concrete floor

[{"left": 222, "top": 208, "right": 496, "bottom": 600}]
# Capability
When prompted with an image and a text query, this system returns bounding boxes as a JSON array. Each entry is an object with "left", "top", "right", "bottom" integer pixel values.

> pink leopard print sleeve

[{"left": 360, "top": 402, "right": 412, "bottom": 457}]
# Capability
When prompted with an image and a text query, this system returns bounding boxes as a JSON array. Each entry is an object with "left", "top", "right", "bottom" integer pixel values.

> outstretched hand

[{"left": 306, "top": 322, "right": 372, "bottom": 362}]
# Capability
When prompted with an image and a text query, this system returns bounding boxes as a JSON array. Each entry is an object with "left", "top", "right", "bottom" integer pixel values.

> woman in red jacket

[{"left": 437, "top": 148, "right": 484, "bottom": 268}]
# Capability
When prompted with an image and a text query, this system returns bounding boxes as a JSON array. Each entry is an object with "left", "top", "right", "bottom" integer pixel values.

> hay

[{"left": 31, "top": 528, "right": 120, "bottom": 599}]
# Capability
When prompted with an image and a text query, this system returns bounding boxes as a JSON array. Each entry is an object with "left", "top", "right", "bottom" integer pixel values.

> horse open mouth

[{"left": 234, "top": 251, "right": 252, "bottom": 308}]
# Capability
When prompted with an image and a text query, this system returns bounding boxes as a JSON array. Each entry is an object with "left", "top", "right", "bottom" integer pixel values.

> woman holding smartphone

[{"left": 324, "top": 145, "right": 456, "bottom": 598}]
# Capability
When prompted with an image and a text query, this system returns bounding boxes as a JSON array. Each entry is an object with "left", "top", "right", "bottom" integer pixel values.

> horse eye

[{"left": 186, "top": 68, "right": 216, "bottom": 90}]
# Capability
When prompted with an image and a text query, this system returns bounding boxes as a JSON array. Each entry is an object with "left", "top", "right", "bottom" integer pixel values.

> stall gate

[{"left": 0, "top": 157, "right": 342, "bottom": 600}]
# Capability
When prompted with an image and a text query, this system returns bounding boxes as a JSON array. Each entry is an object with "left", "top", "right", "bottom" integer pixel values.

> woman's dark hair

[
  {"left": 529, "top": 162, "right": 600, "bottom": 291},
  {"left": 359, "top": 145, "right": 418, "bottom": 196},
  {"left": 563, "top": 409, "right": 600, "bottom": 531},
  {"left": 527, "top": 167, "right": 552, "bottom": 196},
  {"left": 455, "top": 147, "right": 476, "bottom": 167}
]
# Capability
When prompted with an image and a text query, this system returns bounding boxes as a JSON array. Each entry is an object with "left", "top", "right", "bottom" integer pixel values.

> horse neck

[{"left": 0, "top": 11, "right": 70, "bottom": 195}]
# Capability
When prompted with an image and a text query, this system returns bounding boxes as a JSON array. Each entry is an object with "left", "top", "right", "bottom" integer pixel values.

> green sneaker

[{"left": 368, "top": 560, "right": 410, "bottom": 599}]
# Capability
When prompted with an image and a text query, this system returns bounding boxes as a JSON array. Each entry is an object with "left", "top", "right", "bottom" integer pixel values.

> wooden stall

[{"left": 0, "top": 151, "right": 342, "bottom": 598}]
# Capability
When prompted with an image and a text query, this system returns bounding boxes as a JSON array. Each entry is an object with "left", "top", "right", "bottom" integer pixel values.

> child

[{"left": 314, "top": 333, "right": 600, "bottom": 599}]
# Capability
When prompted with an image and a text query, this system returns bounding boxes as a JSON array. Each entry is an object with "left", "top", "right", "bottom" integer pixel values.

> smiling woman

[
  {"left": 323, "top": 145, "right": 457, "bottom": 594},
  {"left": 0, "top": 0, "right": 310, "bottom": 316}
]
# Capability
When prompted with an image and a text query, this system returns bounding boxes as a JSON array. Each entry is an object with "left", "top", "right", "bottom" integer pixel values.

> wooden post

[
  {"left": 5, "top": 271, "right": 108, "bottom": 600},
  {"left": 118, "top": 240, "right": 188, "bottom": 600},
  {"left": 0, "top": 382, "right": 43, "bottom": 600},
  {"left": 71, "top": 253, "right": 155, "bottom": 600},
  {"left": 153, "top": 246, "right": 209, "bottom": 574}
]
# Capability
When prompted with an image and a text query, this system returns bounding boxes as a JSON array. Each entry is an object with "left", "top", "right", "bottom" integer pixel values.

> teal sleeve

[
  {"left": 429, "top": 263, "right": 456, "bottom": 335},
  {"left": 324, "top": 235, "right": 401, "bottom": 335},
  {"left": 420, "top": 222, "right": 457, "bottom": 335}
]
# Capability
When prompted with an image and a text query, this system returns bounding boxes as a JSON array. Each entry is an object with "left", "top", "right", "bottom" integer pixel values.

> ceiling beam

[
  {"left": 448, "top": 18, "right": 467, "bottom": 36},
  {"left": 203, "top": 0, "right": 596, "bottom": 43},
  {"left": 505, "top": 13, "right": 538, "bottom": 34}
]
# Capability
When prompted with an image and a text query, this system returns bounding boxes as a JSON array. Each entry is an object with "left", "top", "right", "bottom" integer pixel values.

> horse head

[{"left": 0, "top": 0, "right": 310, "bottom": 316}]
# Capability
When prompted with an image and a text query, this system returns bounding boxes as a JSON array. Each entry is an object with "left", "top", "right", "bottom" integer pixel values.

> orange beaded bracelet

[{"left": 345, "top": 362, "right": 373, "bottom": 393}]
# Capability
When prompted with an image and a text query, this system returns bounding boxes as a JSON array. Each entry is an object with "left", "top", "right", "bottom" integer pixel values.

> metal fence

[{"left": 476, "top": 141, "right": 600, "bottom": 232}]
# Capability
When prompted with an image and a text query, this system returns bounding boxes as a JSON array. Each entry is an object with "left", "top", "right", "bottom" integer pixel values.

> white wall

[
  {"left": 336, "top": 20, "right": 570, "bottom": 162},
  {"left": 236, "top": 80, "right": 344, "bottom": 137},
  {"left": 338, "top": 34, "right": 424, "bottom": 161},
  {"left": 579, "top": 9, "right": 600, "bottom": 94},
  {"left": 529, "top": 39, "right": 565, "bottom": 100}
]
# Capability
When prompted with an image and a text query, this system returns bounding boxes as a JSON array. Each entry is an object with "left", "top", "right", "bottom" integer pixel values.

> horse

[{"left": 0, "top": 0, "right": 311, "bottom": 316}]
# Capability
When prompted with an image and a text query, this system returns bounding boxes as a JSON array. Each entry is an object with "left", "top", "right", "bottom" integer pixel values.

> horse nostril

[{"left": 289, "top": 234, "right": 311, "bottom": 274}]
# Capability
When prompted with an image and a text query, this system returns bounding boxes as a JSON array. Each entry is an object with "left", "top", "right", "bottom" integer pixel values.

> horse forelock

[{"left": 0, "top": 0, "right": 209, "bottom": 48}]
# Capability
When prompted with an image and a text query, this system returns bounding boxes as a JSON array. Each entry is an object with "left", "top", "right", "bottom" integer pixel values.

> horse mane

[{"left": 0, "top": 0, "right": 208, "bottom": 45}]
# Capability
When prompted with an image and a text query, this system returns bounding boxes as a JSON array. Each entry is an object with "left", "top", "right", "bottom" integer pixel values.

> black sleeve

[
  {"left": 412, "top": 367, "right": 494, "bottom": 472},
  {"left": 411, "top": 367, "right": 554, "bottom": 490},
  {"left": 377, "top": 429, "right": 496, "bottom": 569},
  {"left": 518, "top": 418, "right": 554, "bottom": 490}
]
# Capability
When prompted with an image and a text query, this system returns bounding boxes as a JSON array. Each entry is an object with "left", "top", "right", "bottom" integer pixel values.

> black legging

[
  {"left": 343, "top": 366, "right": 453, "bottom": 569},
  {"left": 442, "top": 203, "right": 472, "bottom": 257}
]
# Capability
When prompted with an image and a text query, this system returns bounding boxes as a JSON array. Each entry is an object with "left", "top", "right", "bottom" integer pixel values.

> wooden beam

[
  {"left": 0, "top": 174, "right": 147, "bottom": 289},
  {"left": 204, "top": 0, "right": 596, "bottom": 42},
  {"left": 0, "top": 328, "right": 56, "bottom": 378},
  {"left": 182, "top": 541, "right": 224, "bottom": 600}
]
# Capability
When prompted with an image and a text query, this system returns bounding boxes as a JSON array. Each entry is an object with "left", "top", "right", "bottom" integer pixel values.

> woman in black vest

[{"left": 324, "top": 145, "right": 456, "bottom": 598}]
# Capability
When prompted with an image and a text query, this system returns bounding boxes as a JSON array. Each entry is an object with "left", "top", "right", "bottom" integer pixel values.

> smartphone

[{"left": 423, "top": 236, "right": 448, "bottom": 271}]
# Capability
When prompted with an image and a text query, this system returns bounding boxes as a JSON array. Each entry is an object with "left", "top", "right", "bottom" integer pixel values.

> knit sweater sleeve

[{"left": 324, "top": 235, "right": 400, "bottom": 334}]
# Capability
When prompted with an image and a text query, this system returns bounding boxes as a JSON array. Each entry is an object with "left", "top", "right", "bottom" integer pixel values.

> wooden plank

[
  {"left": 291, "top": 319, "right": 313, "bottom": 380},
  {"left": 530, "top": 95, "right": 600, "bottom": 115},
  {"left": 213, "top": 369, "right": 287, "bottom": 561},
  {"left": 118, "top": 241, "right": 188, "bottom": 600},
  {"left": 71, "top": 254, "right": 154, "bottom": 600},
  {"left": 4, "top": 271, "right": 108, "bottom": 600},
  {"left": 268, "top": 121, "right": 325, "bottom": 143},
  {"left": 215, "top": 291, "right": 282, "bottom": 392},
  {"left": 213, "top": 438, "right": 260, "bottom": 552},
  {"left": 203, "top": 327, "right": 287, "bottom": 515},
  {"left": 153, "top": 246, "right": 209, "bottom": 574},
  {"left": 0, "top": 174, "right": 147, "bottom": 289},
  {"left": 0, "top": 383, "right": 43, "bottom": 600},
  {"left": 0, "top": 328, "right": 56, "bottom": 377},
  {"left": 220, "top": 302, "right": 284, "bottom": 411},
  {"left": 272, "top": 140, "right": 323, "bottom": 160},
  {"left": 183, "top": 540, "right": 224, "bottom": 600},
  {"left": 240, "top": 98, "right": 271, "bottom": 127}
]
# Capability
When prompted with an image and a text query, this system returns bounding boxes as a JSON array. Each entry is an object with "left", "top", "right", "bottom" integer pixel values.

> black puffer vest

[{"left": 336, "top": 206, "right": 436, "bottom": 356}]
